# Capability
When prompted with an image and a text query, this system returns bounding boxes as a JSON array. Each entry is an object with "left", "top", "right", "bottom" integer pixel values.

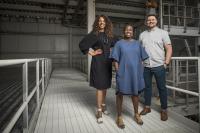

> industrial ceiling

[{"left": 0, "top": 0, "right": 146, "bottom": 27}]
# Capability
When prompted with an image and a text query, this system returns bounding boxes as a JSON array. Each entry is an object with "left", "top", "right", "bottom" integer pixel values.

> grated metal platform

[{"left": 34, "top": 69, "right": 198, "bottom": 133}]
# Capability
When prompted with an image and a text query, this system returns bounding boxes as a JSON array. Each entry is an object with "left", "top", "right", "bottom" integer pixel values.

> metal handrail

[
  {"left": 168, "top": 57, "right": 199, "bottom": 95},
  {"left": 1, "top": 58, "right": 52, "bottom": 133},
  {"left": 0, "top": 59, "right": 38, "bottom": 67},
  {"left": 171, "top": 57, "right": 199, "bottom": 60},
  {"left": 167, "top": 85, "right": 198, "bottom": 97},
  {"left": 166, "top": 57, "right": 200, "bottom": 130}
]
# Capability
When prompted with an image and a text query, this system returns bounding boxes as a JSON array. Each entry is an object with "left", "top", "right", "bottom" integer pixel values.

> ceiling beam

[
  {"left": 95, "top": 0, "right": 145, "bottom": 7},
  {"left": 5, "top": 0, "right": 66, "bottom": 5},
  {"left": 0, "top": 10, "right": 62, "bottom": 18},
  {"left": 0, "top": 4, "right": 63, "bottom": 13},
  {"left": 96, "top": 11, "right": 145, "bottom": 19},
  {"left": 0, "top": 0, "right": 65, "bottom": 9},
  {"left": 96, "top": 3, "right": 145, "bottom": 13}
]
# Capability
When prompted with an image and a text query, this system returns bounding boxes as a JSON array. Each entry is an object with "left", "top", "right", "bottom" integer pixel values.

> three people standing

[{"left": 79, "top": 14, "right": 172, "bottom": 127}]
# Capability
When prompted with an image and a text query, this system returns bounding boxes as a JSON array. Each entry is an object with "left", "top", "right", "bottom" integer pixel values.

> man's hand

[
  {"left": 164, "top": 63, "right": 167, "bottom": 69},
  {"left": 164, "top": 44, "right": 172, "bottom": 65}
]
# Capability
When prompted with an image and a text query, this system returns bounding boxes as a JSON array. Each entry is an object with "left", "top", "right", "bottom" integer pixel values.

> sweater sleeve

[{"left": 79, "top": 32, "right": 98, "bottom": 54}]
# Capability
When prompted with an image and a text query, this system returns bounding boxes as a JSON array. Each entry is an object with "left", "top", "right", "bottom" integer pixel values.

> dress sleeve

[
  {"left": 139, "top": 42, "right": 149, "bottom": 61},
  {"left": 110, "top": 42, "right": 120, "bottom": 62},
  {"left": 79, "top": 32, "right": 98, "bottom": 54}
]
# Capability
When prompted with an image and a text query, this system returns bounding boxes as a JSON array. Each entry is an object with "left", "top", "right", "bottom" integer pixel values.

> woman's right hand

[
  {"left": 88, "top": 50, "right": 95, "bottom": 56},
  {"left": 95, "top": 49, "right": 103, "bottom": 55},
  {"left": 114, "top": 62, "right": 119, "bottom": 72},
  {"left": 88, "top": 49, "right": 103, "bottom": 56}
]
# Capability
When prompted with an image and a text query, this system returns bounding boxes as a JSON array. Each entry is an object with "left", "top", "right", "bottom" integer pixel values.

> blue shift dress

[{"left": 110, "top": 39, "right": 149, "bottom": 95}]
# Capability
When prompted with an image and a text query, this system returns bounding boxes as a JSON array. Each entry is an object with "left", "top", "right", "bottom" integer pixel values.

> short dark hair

[
  {"left": 123, "top": 23, "right": 133, "bottom": 33},
  {"left": 122, "top": 24, "right": 134, "bottom": 39},
  {"left": 146, "top": 14, "right": 158, "bottom": 20}
]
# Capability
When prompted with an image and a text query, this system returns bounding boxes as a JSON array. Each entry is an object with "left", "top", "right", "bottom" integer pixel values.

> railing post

[
  {"left": 42, "top": 59, "right": 45, "bottom": 95},
  {"left": 36, "top": 60, "right": 40, "bottom": 107},
  {"left": 198, "top": 57, "right": 200, "bottom": 131},
  {"left": 186, "top": 60, "right": 189, "bottom": 107},
  {"left": 175, "top": 60, "right": 179, "bottom": 86},
  {"left": 22, "top": 62, "right": 28, "bottom": 133},
  {"left": 47, "top": 60, "right": 49, "bottom": 82},
  {"left": 45, "top": 60, "right": 47, "bottom": 88},
  {"left": 172, "top": 59, "right": 176, "bottom": 102}
]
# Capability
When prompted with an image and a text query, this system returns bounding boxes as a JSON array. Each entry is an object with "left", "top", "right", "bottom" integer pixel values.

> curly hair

[{"left": 92, "top": 15, "right": 113, "bottom": 38}]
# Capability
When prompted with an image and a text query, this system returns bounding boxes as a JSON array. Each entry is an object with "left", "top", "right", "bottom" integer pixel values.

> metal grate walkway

[{"left": 34, "top": 69, "right": 198, "bottom": 133}]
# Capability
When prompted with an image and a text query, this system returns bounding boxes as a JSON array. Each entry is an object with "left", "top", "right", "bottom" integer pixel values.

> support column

[
  {"left": 87, "top": 0, "right": 95, "bottom": 81},
  {"left": 0, "top": 21, "right": 2, "bottom": 59},
  {"left": 198, "top": 3, "right": 200, "bottom": 34},
  {"left": 0, "top": 34, "right": 1, "bottom": 59},
  {"left": 159, "top": 0, "right": 163, "bottom": 29}
]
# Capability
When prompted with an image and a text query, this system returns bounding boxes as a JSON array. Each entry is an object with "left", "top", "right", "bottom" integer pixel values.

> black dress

[{"left": 79, "top": 32, "right": 117, "bottom": 89}]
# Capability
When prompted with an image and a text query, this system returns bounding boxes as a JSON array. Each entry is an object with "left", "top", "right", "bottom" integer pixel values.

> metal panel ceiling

[{"left": 0, "top": 0, "right": 146, "bottom": 27}]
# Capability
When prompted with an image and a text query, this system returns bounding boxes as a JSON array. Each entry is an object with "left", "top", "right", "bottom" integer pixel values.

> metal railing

[
  {"left": 166, "top": 57, "right": 200, "bottom": 127},
  {"left": 0, "top": 58, "right": 52, "bottom": 133},
  {"left": 161, "top": 3, "right": 200, "bottom": 33}
]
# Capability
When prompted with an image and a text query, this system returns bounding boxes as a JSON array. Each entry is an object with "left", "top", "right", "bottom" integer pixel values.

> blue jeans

[{"left": 143, "top": 66, "right": 167, "bottom": 109}]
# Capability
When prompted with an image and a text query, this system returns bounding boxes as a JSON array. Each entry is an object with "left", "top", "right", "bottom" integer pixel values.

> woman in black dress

[{"left": 79, "top": 15, "right": 115, "bottom": 123}]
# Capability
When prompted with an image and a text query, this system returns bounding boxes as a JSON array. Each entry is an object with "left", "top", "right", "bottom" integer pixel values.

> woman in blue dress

[{"left": 110, "top": 24, "right": 149, "bottom": 128}]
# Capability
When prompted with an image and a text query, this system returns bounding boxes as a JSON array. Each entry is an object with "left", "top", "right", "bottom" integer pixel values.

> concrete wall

[{"left": 0, "top": 22, "right": 86, "bottom": 68}]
